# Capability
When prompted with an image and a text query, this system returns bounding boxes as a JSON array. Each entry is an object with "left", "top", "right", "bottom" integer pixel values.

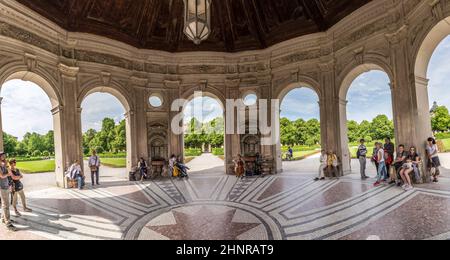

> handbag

[{"left": 90, "top": 156, "right": 99, "bottom": 172}]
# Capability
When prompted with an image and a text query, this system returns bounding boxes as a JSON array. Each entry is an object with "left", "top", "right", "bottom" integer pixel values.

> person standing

[
  {"left": 374, "top": 142, "right": 388, "bottom": 187},
  {"left": 357, "top": 139, "right": 369, "bottom": 180},
  {"left": 9, "top": 159, "right": 32, "bottom": 216},
  {"left": 426, "top": 137, "right": 441, "bottom": 183},
  {"left": 88, "top": 150, "right": 101, "bottom": 186},
  {"left": 384, "top": 138, "right": 395, "bottom": 177},
  {"left": 288, "top": 147, "right": 293, "bottom": 161},
  {"left": 0, "top": 152, "right": 16, "bottom": 231},
  {"left": 138, "top": 158, "right": 148, "bottom": 182},
  {"left": 371, "top": 142, "right": 380, "bottom": 171}
]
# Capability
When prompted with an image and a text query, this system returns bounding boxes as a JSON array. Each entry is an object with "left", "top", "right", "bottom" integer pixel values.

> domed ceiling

[{"left": 17, "top": 0, "right": 372, "bottom": 53}]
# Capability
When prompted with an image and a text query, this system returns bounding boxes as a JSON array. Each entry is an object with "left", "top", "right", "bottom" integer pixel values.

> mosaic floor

[{"left": 2, "top": 171, "right": 450, "bottom": 240}]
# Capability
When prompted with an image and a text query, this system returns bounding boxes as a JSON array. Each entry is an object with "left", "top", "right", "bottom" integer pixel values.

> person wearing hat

[
  {"left": 0, "top": 152, "right": 17, "bottom": 231},
  {"left": 9, "top": 159, "right": 32, "bottom": 216}
]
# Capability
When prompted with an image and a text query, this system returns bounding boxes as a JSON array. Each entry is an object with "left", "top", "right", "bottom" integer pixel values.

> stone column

[
  {"left": 337, "top": 98, "right": 351, "bottom": 174},
  {"left": 387, "top": 26, "right": 433, "bottom": 181},
  {"left": 318, "top": 61, "right": 345, "bottom": 174},
  {"left": 55, "top": 64, "right": 83, "bottom": 188},
  {"left": 225, "top": 80, "right": 241, "bottom": 174},
  {"left": 165, "top": 81, "right": 184, "bottom": 159},
  {"left": 124, "top": 110, "right": 137, "bottom": 172},
  {"left": 132, "top": 86, "right": 149, "bottom": 164},
  {"left": 0, "top": 97, "right": 4, "bottom": 152}
]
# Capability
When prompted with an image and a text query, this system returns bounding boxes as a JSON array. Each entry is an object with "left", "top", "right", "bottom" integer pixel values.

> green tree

[
  {"left": 431, "top": 106, "right": 450, "bottom": 132},
  {"left": 370, "top": 115, "right": 394, "bottom": 140},
  {"left": 3, "top": 133, "right": 18, "bottom": 156}
]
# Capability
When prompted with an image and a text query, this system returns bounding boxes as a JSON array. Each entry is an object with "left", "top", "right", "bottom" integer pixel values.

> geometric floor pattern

[{"left": 2, "top": 172, "right": 450, "bottom": 240}]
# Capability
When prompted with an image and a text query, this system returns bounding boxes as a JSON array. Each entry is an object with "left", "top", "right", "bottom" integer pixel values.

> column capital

[
  {"left": 124, "top": 110, "right": 135, "bottom": 119},
  {"left": 51, "top": 105, "right": 64, "bottom": 115},
  {"left": 58, "top": 64, "right": 79, "bottom": 79},
  {"left": 414, "top": 76, "right": 430, "bottom": 88},
  {"left": 385, "top": 25, "right": 408, "bottom": 45},
  {"left": 337, "top": 98, "right": 348, "bottom": 106}
]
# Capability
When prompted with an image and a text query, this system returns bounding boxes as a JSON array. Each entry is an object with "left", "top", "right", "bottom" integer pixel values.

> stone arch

[
  {"left": 414, "top": 16, "right": 450, "bottom": 79},
  {"left": 337, "top": 63, "right": 394, "bottom": 174},
  {"left": 0, "top": 68, "right": 65, "bottom": 186},
  {"left": 78, "top": 80, "right": 136, "bottom": 172},
  {"left": 275, "top": 76, "right": 322, "bottom": 103},
  {"left": 412, "top": 16, "right": 450, "bottom": 162},
  {"left": 0, "top": 64, "right": 62, "bottom": 107},
  {"left": 338, "top": 62, "right": 394, "bottom": 101},
  {"left": 180, "top": 84, "right": 226, "bottom": 111},
  {"left": 180, "top": 85, "right": 227, "bottom": 172},
  {"left": 274, "top": 77, "right": 322, "bottom": 173},
  {"left": 78, "top": 80, "right": 133, "bottom": 112}
]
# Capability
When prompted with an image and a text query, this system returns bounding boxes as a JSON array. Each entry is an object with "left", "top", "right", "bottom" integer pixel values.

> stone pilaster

[
  {"left": 319, "top": 60, "right": 345, "bottom": 174},
  {"left": 55, "top": 64, "right": 82, "bottom": 188},
  {"left": 387, "top": 26, "right": 432, "bottom": 181},
  {"left": 165, "top": 81, "right": 184, "bottom": 159},
  {"left": 225, "top": 79, "right": 241, "bottom": 174}
]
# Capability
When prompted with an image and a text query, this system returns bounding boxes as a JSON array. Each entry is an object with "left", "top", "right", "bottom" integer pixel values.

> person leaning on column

[{"left": 0, "top": 152, "right": 17, "bottom": 232}]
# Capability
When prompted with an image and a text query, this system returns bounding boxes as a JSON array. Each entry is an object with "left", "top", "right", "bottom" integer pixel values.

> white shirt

[
  {"left": 88, "top": 156, "right": 101, "bottom": 167},
  {"left": 320, "top": 154, "right": 327, "bottom": 165},
  {"left": 378, "top": 148, "right": 385, "bottom": 163},
  {"left": 427, "top": 144, "right": 439, "bottom": 158}
]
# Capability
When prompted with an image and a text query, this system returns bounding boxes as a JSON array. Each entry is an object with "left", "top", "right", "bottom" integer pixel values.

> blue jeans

[
  {"left": 377, "top": 161, "right": 388, "bottom": 182},
  {"left": 77, "top": 175, "right": 85, "bottom": 190}
]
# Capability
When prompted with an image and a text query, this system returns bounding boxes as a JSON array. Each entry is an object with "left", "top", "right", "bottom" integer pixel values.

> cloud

[
  {"left": 428, "top": 36, "right": 450, "bottom": 109},
  {"left": 81, "top": 93, "right": 125, "bottom": 132},
  {"left": 280, "top": 88, "right": 320, "bottom": 120},
  {"left": 346, "top": 70, "right": 393, "bottom": 122},
  {"left": 1, "top": 80, "right": 53, "bottom": 140},
  {"left": 184, "top": 97, "right": 223, "bottom": 122}
]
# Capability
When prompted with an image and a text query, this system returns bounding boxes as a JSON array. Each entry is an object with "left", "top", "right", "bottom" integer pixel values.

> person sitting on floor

[
  {"left": 65, "top": 160, "right": 84, "bottom": 190},
  {"left": 315, "top": 150, "right": 328, "bottom": 181},
  {"left": 393, "top": 145, "right": 408, "bottom": 186},
  {"left": 399, "top": 147, "right": 421, "bottom": 191},
  {"left": 325, "top": 151, "right": 339, "bottom": 179},
  {"left": 234, "top": 154, "right": 245, "bottom": 178}
]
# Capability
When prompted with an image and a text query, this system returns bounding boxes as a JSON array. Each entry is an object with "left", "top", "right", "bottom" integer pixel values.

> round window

[
  {"left": 149, "top": 95, "right": 163, "bottom": 108},
  {"left": 243, "top": 94, "right": 257, "bottom": 106}
]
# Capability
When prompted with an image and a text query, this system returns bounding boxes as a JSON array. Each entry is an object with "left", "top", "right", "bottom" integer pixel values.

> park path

[{"left": 186, "top": 153, "right": 225, "bottom": 175}]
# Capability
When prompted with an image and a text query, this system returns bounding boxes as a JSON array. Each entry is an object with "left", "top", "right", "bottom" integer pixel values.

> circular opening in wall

[
  {"left": 243, "top": 94, "right": 257, "bottom": 106},
  {"left": 149, "top": 95, "right": 163, "bottom": 108}
]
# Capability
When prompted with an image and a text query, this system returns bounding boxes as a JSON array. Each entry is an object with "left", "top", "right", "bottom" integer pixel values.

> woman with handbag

[
  {"left": 88, "top": 150, "right": 101, "bottom": 186},
  {"left": 426, "top": 137, "right": 441, "bottom": 183},
  {"left": 9, "top": 159, "right": 32, "bottom": 216}
]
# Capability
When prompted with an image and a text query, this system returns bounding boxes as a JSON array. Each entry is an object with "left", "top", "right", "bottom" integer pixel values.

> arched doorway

[
  {"left": 415, "top": 16, "right": 450, "bottom": 173},
  {"left": 79, "top": 86, "right": 134, "bottom": 175},
  {"left": 0, "top": 71, "right": 64, "bottom": 187},
  {"left": 278, "top": 87, "right": 321, "bottom": 174},
  {"left": 339, "top": 64, "right": 394, "bottom": 174},
  {"left": 182, "top": 93, "right": 225, "bottom": 174}
]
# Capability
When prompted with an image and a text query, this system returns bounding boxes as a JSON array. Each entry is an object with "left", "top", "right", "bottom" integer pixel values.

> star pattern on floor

[{"left": 147, "top": 206, "right": 261, "bottom": 240}]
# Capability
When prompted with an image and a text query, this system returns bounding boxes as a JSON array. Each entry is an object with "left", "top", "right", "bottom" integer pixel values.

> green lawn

[
  {"left": 100, "top": 158, "right": 127, "bottom": 168},
  {"left": 17, "top": 160, "right": 55, "bottom": 174}
]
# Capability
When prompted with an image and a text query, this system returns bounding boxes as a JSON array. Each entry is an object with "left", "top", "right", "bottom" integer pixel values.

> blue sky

[
  {"left": 2, "top": 36, "right": 450, "bottom": 139},
  {"left": 184, "top": 96, "right": 223, "bottom": 122}
]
